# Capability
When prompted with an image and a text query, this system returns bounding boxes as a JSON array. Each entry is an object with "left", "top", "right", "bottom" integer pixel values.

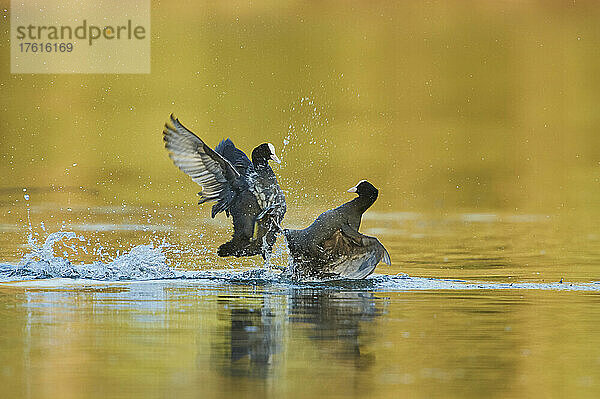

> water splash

[
  {"left": 279, "top": 96, "right": 331, "bottom": 203},
  {"left": 1, "top": 232, "right": 600, "bottom": 291},
  {"left": 262, "top": 232, "right": 288, "bottom": 272},
  {"left": 0, "top": 232, "right": 184, "bottom": 282},
  {"left": 23, "top": 188, "right": 33, "bottom": 244}
]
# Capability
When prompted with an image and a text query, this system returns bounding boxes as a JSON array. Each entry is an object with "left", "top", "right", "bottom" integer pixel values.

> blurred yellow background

[{"left": 1, "top": 0, "right": 599, "bottom": 216}]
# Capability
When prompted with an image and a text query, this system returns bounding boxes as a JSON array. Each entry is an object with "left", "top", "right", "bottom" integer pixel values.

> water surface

[{"left": 1, "top": 201, "right": 599, "bottom": 399}]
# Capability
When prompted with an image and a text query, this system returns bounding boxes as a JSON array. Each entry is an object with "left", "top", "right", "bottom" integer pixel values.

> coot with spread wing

[
  {"left": 163, "top": 115, "right": 286, "bottom": 258},
  {"left": 284, "top": 180, "right": 390, "bottom": 280}
]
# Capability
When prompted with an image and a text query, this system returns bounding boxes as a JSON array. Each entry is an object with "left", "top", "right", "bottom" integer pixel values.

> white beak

[
  {"left": 347, "top": 185, "right": 358, "bottom": 193},
  {"left": 270, "top": 153, "right": 281, "bottom": 164},
  {"left": 267, "top": 143, "right": 281, "bottom": 164}
]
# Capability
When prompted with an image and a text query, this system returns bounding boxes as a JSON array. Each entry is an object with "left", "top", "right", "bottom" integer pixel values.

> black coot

[
  {"left": 284, "top": 180, "right": 390, "bottom": 280},
  {"left": 163, "top": 115, "right": 286, "bottom": 258}
]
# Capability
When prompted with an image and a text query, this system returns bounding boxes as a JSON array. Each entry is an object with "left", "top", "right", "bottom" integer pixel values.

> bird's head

[
  {"left": 347, "top": 180, "right": 378, "bottom": 199},
  {"left": 252, "top": 143, "right": 281, "bottom": 166}
]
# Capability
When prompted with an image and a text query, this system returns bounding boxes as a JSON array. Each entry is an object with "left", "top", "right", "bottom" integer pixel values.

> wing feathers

[
  {"left": 381, "top": 245, "right": 392, "bottom": 265},
  {"left": 323, "top": 229, "right": 391, "bottom": 266},
  {"left": 163, "top": 114, "right": 240, "bottom": 215},
  {"left": 215, "top": 138, "right": 254, "bottom": 176}
]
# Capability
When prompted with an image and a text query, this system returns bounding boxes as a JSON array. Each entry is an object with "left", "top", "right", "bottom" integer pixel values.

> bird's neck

[
  {"left": 349, "top": 193, "right": 377, "bottom": 213},
  {"left": 252, "top": 155, "right": 268, "bottom": 168},
  {"left": 253, "top": 160, "right": 271, "bottom": 171}
]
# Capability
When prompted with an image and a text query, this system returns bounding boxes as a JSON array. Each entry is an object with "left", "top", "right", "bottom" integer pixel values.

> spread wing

[
  {"left": 215, "top": 138, "right": 254, "bottom": 177},
  {"left": 163, "top": 114, "right": 241, "bottom": 217},
  {"left": 321, "top": 229, "right": 391, "bottom": 278}
]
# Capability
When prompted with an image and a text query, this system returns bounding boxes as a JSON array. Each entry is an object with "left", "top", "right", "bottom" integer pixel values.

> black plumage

[
  {"left": 163, "top": 115, "right": 286, "bottom": 258},
  {"left": 284, "top": 180, "right": 391, "bottom": 280}
]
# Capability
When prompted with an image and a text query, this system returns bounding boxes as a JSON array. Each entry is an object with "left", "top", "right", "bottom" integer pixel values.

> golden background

[{"left": 1, "top": 1, "right": 598, "bottom": 215}]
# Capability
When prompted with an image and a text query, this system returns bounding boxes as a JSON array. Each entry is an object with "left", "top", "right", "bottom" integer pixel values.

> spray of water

[
  {"left": 0, "top": 231, "right": 180, "bottom": 281},
  {"left": 1, "top": 230, "right": 598, "bottom": 291},
  {"left": 3, "top": 194, "right": 599, "bottom": 290}
]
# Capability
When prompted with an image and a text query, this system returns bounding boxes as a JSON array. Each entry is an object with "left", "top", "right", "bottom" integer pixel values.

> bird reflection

[
  {"left": 213, "top": 295, "right": 282, "bottom": 378},
  {"left": 211, "top": 289, "right": 384, "bottom": 378},
  {"left": 288, "top": 290, "right": 382, "bottom": 368}
]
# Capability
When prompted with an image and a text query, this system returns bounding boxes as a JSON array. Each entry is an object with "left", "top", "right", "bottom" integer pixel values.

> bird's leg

[
  {"left": 252, "top": 204, "right": 284, "bottom": 240},
  {"left": 252, "top": 220, "right": 260, "bottom": 241}
]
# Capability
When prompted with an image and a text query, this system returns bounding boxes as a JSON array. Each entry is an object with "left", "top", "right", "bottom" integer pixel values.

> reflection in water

[
  {"left": 212, "top": 290, "right": 384, "bottom": 380},
  {"left": 288, "top": 290, "right": 382, "bottom": 368},
  {"left": 213, "top": 295, "right": 283, "bottom": 379},
  {"left": 1, "top": 283, "right": 600, "bottom": 398}
]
